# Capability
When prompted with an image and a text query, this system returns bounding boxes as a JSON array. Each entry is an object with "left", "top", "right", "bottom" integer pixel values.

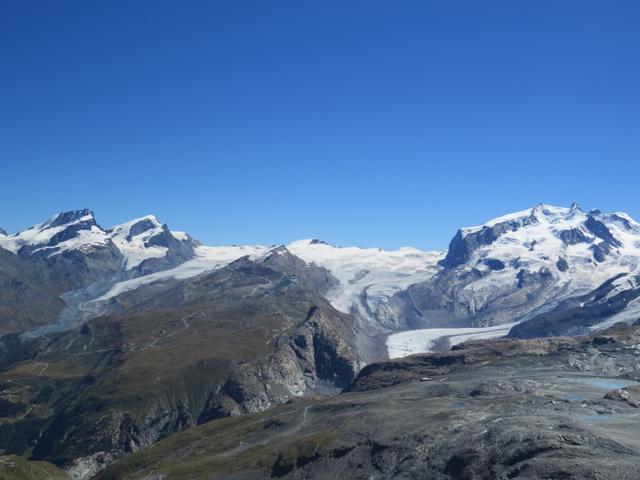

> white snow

[
  {"left": 0, "top": 212, "right": 100, "bottom": 254},
  {"left": 462, "top": 207, "right": 536, "bottom": 233},
  {"left": 91, "top": 244, "right": 271, "bottom": 302},
  {"left": 456, "top": 204, "right": 640, "bottom": 300},
  {"left": 171, "top": 231, "right": 190, "bottom": 241},
  {"left": 108, "top": 215, "right": 170, "bottom": 269},
  {"left": 0, "top": 212, "right": 201, "bottom": 270},
  {"left": 288, "top": 239, "right": 443, "bottom": 314},
  {"left": 386, "top": 322, "right": 518, "bottom": 359}
]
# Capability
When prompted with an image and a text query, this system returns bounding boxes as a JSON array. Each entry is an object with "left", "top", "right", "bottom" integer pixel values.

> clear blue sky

[{"left": 1, "top": 1, "right": 639, "bottom": 250}]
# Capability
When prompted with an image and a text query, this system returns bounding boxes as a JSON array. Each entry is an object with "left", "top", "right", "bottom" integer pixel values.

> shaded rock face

[
  {"left": 585, "top": 215, "right": 622, "bottom": 248},
  {"left": 131, "top": 227, "right": 196, "bottom": 276},
  {"left": 556, "top": 257, "right": 569, "bottom": 272},
  {"left": 482, "top": 258, "right": 505, "bottom": 271},
  {"left": 47, "top": 210, "right": 94, "bottom": 229},
  {"left": 286, "top": 307, "right": 358, "bottom": 392},
  {"left": 47, "top": 221, "right": 98, "bottom": 248},
  {"left": 440, "top": 214, "right": 538, "bottom": 269},
  {"left": 591, "top": 242, "right": 611, "bottom": 263},
  {"left": 126, "top": 218, "right": 157, "bottom": 239},
  {"left": 440, "top": 226, "right": 501, "bottom": 269},
  {"left": 559, "top": 227, "right": 590, "bottom": 245}
]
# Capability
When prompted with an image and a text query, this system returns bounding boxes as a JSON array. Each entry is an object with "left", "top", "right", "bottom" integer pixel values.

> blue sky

[{"left": 1, "top": 1, "right": 639, "bottom": 250}]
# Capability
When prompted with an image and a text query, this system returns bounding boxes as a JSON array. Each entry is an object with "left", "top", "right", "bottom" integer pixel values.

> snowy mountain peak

[
  {"left": 108, "top": 215, "right": 196, "bottom": 270},
  {"left": 440, "top": 204, "right": 640, "bottom": 303},
  {"left": 289, "top": 238, "right": 332, "bottom": 249},
  {"left": 309, "top": 238, "right": 330, "bottom": 246},
  {"left": 109, "top": 215, "right": 162, "bottom": 241},
  {"left": 529, "top": 203, "right": 578, "bottom": 223},
  {"left": 0, "top": 209, "right": 106, "bottom": 255},
  {"left": 0, "top": 210, "right": 199, "bottom": 274},
  {"left": 44, "top": 209, "right": 96, "bottom": 229}
]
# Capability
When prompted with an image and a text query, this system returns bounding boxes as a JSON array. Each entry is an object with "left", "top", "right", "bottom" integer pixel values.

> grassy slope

[
  {"left": 0, "top": 455, "right": 69, "bottom": 480},
  {"left": 94, "top": 400, "right": 336, "bottom": 480}
]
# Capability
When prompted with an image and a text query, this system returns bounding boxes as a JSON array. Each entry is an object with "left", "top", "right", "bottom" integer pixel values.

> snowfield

[
  {"left": 108, "top": 215, "right": 169, "bottom": 269},
  {"left": 288, "top": 239, "right": 443, "bottom": 315},
  {"left": 92, "top": 244, "right": 271, "bottom": 302}
]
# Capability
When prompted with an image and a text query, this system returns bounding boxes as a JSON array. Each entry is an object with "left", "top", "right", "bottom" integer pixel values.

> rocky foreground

[{"left": 94, "top": 321, "right": 640, "bottom": 480}]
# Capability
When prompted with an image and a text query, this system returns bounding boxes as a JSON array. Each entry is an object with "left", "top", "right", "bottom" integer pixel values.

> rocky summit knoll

[{"left": 2, "top": 204, "right": 640, "bottom": 478}]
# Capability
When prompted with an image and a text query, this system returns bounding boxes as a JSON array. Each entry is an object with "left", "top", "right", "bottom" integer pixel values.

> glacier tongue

[
  {"left": 91, "top": 244, "right": 272, "bottom": 302},
  {"left": 386, "top": 322, "right": 519, "bottom": 359}
]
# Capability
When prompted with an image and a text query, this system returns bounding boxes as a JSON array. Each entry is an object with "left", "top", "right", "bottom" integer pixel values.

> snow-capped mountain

[
  {"left": 0, "top": 209, "right": 109, "bottom": 256},
  {"left": 0, "top": 209, "right": 198, "bottom": 274},
  {"left": 2, "top": 204, "right": 640, "bottom": 340},
  {"left": 442, "top": 203, "right": 640, "bottom": 285},
  {"left": 0, "top": 210, "right": 203, "bottom": 334},
  {"left": 107, "top": 214, "right": 198, "bottom": 274},
  {"left": 391, "top": 203, "right": 640, "bottom": 336},
  {"left": 450, "top": 203, "right": 640, "bottom": 301}
]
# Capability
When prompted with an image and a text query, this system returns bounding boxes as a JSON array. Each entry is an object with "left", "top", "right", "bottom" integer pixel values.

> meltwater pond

[
  {"left": 562, "top": 376, "right": 639, "bottom": 390},
  {"left": 555, "top": 375, "right": 640, "bottom": 402}
]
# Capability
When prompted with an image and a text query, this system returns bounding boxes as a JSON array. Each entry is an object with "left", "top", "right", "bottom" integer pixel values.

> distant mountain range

[{"left": 2, "top": 204, "right": 640, "bottom": 478}]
